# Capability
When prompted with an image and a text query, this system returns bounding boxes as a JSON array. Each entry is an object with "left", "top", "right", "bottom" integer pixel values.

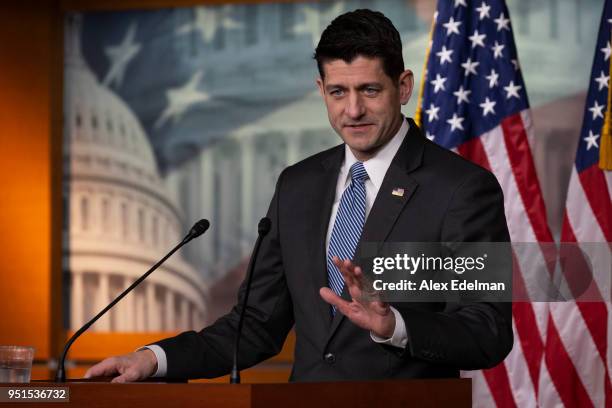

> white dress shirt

[{"left": 146, "top": 117, "right": 410, "bottom": 377}]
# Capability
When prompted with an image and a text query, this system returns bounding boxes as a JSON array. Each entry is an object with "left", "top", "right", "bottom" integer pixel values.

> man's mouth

[{"left": 344, "top": 123, "right": 374, "bottom": 132}]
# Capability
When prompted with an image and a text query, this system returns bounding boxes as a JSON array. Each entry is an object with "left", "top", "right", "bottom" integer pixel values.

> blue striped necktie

[{"left": 327, "top": 161, "right": 369, "bottom": 312}]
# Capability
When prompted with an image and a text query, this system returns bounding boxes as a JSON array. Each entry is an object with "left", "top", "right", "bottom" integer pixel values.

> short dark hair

[{"left": 314, "top": 9, "right": 405, "bottom": 82}]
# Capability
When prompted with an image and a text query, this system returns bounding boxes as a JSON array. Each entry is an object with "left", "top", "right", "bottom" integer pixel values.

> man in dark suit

[{"left": 86, "top": 9, "right": 512, "bottom": 383}]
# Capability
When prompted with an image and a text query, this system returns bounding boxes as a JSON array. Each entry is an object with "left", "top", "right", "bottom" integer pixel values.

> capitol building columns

[
  {"left": 240, "top": 134, "right": 255, "bottom": 256},
  {"left": 146, "top": 282, "right": 160, "bottom": 331},
  {"left": 67, "top": 271, "right": 209, "bottom": 332},
  {"left": 163, "top": 287, "right": 174, "bottom": 332},
  {"left": 63, "top": 15, "right": 208, "bottom": 334},
  {"left": 178, "top": 298, "right": 188, "bottom": 331},
  {"left": 234, "top": 130, "right": 301, "bottom": 258},
  {"left": 198, "top": 149, "right": 215, "bottom": 266},
  {"left": 94, "top": 273, "right": 110, "bottom": 331},
  {"left": 286, "top": 131, "right": 300, "bottom": 167},
  {"left": 134, "top": 287, "right": 145, "bottom": 332},
  {"left": 70, "top": 271, "right": 84, "bottom": 329},
  {"left": 120, "top": 276, "right": 135, "bottom": 331}
]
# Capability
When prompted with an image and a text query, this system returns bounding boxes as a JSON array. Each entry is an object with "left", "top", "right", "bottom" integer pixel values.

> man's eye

[
  {"left": 330, "top": 89, "right": 344, "bottom": 97},
  {"left": 364, "top": 87, "right": 379, "bottom": 96}
]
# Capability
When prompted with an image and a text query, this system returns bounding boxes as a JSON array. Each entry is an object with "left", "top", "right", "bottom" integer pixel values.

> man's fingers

[
  {"left": 351, "top": 266, "right": 368, "bottom": 289},
  {"left": 111, "top": 368, "right": 140, "bottom": 384},
  {"left": 346, "top": 277, "right": 363, "bottom": 300},
  {"left": 84, "top": 351, "right": 156, "bottom": 383},
  {"left": 319, "top": 287, "right": 351, "bottom": 312},
  {"left": 340, "top": 260, "right": 365, "bottom": 285},
  {"left": 341, "top": 260, "right": 358, "bottom": 287},
  {"left": 332, "top": 258, "right": 357, "bottom": 287},
  {"left": 341, "top": 264, "right": 368, "bottom": 294},
  {"left": 319, "top": 287, "right": 340, "bottom": 305},
  {"left": 330, "top": 259, "right": 377, "bottom": 305},
  {"left": 83, "top": 368, "right": 93, "bottom": 379},
  {"left": 111, "top": 374, "right": 129, "bottom": 384},
  {"left": 84, "top": 357, "right": 120, "bottom": 379},
  {"left": 332, "top": 257, "right": 355, "bottom": 274}
]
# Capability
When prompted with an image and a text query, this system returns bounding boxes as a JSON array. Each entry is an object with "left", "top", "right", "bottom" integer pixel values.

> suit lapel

[
  {"left": 311, "top": 146, "right": 344, "bottom": 329},
  {"left": 326, "top": 119, "right": 425, "bottom": 341}
]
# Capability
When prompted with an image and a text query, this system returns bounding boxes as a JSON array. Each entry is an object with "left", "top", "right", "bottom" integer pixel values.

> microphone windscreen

[
  {"left": 258, "top": 217, "right": 272, "bottom": 236},
  {"left": 190, "top": 219, "right": 210, "bottom": 238}
]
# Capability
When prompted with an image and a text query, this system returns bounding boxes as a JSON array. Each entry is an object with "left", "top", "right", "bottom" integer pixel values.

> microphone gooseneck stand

[
  {"left": 55, "top": 219, "right": 210, "bottom": 383},
  {"left": 230, "top": 217, "right": 272, "bottom": 384}
]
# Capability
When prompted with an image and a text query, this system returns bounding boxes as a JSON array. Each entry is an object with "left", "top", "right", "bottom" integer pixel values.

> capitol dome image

[{"left": 63, "top": 15, "right": 208, "bottom": 332}]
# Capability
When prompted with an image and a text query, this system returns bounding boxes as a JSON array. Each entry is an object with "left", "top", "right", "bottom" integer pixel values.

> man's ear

[
  {"left": 316, "top": 77, "right": 325, "bottom": 98},
  {"left": 398, "top": 69, "right": 414, "bottom": 105}
]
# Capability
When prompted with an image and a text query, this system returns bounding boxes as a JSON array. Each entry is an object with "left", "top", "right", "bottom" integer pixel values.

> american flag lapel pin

[{"left": 392, "top": 188, "right": 405, "bottom": 197}]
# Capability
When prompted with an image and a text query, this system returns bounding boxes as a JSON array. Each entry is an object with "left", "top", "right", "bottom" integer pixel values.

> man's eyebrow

[
  {"left": 356, "top": 82, "right": 383, "bottom": 90},
  {"left": 325, "top": 83, "right": 347, "bottom": 91},
  {"left": 325, "top": 82, "right": 383, "bottom": 91}
]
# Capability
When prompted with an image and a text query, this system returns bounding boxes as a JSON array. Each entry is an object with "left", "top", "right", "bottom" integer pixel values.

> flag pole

[
  {"left": 414, "top": 5, "right": 437, "bottom": 128},
  {"left": 599, "top": 30, "right": 612, "bottom": 170}
]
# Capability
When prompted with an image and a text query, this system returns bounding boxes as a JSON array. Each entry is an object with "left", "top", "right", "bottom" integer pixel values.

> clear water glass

[{"left": 0, "top": 346, "right": 35, "bottom": 383}]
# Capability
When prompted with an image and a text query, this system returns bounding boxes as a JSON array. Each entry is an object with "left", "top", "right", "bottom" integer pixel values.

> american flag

[
  {"left": 547, "top": 1, "right": 612, "bottom": 407},
  {"left": 417, "top": 0, "right": 567, "bottom": 406}
]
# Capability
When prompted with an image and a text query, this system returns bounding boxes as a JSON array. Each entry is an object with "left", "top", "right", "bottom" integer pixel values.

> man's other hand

[
  {"left": 84, "top": 349, "right": 158, "bottom": 383},
  {"left": 320, "top": 257, "right": 396, "bottom": 338}
]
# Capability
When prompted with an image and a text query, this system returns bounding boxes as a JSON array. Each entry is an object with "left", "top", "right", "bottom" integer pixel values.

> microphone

[
  {"left": 55, "top": 219, "right": 211, "bottom": 383},
  {"left": 186, "top": 219, "right": 210, "bottom": 241},
  {"left": 230, "top": 217, "right": 272, "bottom": 384}
]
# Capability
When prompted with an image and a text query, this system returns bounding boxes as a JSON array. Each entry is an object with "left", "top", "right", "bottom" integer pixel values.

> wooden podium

[{"left": 1, "top": 379, "right": 470, "bottom": 407}]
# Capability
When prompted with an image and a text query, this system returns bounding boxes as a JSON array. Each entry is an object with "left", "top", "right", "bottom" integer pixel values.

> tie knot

[{"left": 350, "top": 161, "right": 369, "bottom": 183}]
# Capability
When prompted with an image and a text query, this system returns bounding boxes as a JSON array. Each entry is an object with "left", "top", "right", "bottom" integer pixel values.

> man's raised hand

[{"left": 319, "top": 257, "right": 395, "bottom": 338}]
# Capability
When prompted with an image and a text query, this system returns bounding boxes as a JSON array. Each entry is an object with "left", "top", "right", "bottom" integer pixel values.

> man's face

[{"left": 317, "top": 56, "right": 413, "bottom": 161}]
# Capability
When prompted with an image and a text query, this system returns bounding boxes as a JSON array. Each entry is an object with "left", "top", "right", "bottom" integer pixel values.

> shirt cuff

[
  {"left": 370, "top": 306, "right": 408, "bottom": 349},
  {"left": 141, "top": 345, "right": 167, "bottom": 377}
]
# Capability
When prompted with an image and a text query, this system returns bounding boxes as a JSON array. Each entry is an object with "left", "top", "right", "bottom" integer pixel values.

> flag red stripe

[
  {"left": 577, "top": 302, "right": 609, "bottom": 364},
  {"left": 561, "top": 213, "right": 608, "bottom": 362},
  {"left": 500, "top": 114, "right": 554, "bottom": 243},
  {"left": 512, "top": 302, "right": 544, "bottom": 393},
  {"left": 510, "top": 248, "right": 544, "bottom": 392},
  {"left": 482, "top": 363, "right": 518, "bottom": 408},
  {"left": 577, "top": 164, "right": 612, "bottom": 241},
  {"left": 561, "top": 211, "right": 577, "bottom": 242},
  {"left": 457, "top": 136, "right": 492, "bottom": 171},
  {"left": 545, "top": 315, "right": 595, "bottom": 408}
]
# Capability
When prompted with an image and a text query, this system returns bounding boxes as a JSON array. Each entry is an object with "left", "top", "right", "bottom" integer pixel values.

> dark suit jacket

[{"left": 156, "top": 118, "right": 513, "bottom": 381}]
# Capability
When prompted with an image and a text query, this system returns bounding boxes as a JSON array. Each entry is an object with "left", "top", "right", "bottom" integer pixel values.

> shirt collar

[{"left": 342, "top": 117, "right": 408, "bottom": 189}]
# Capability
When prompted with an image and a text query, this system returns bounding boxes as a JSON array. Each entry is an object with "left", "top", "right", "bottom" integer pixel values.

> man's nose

[{"left": 345, "top": 93, "right": 366, "bottom": 119}]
